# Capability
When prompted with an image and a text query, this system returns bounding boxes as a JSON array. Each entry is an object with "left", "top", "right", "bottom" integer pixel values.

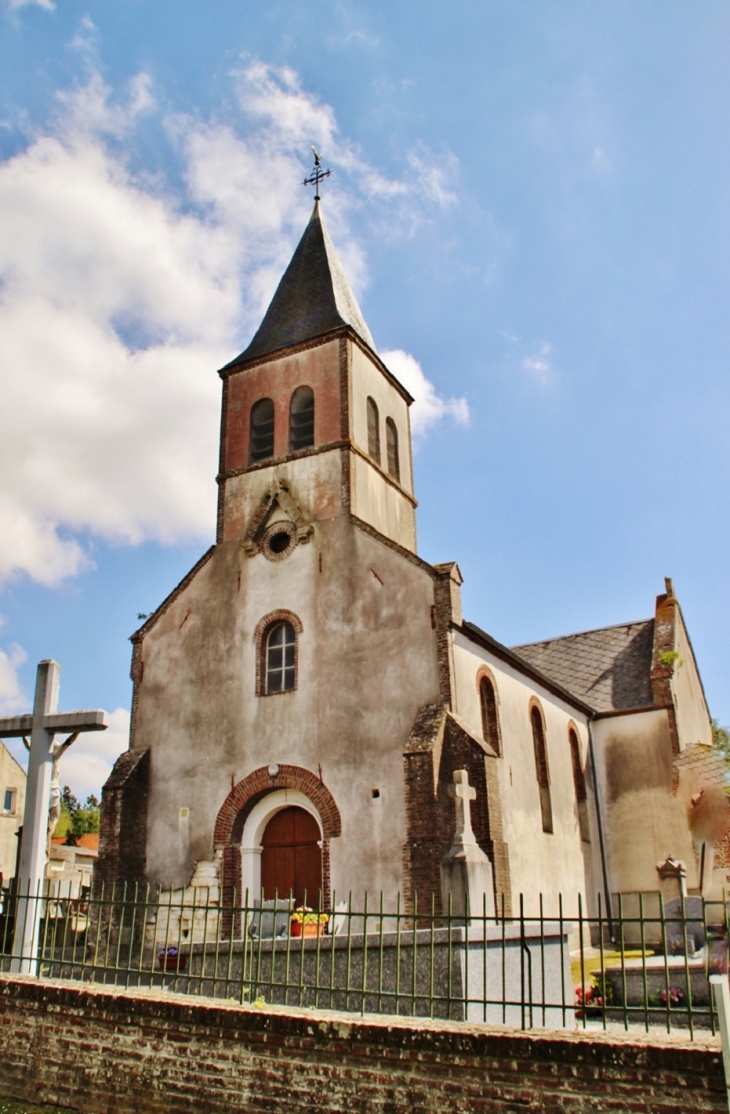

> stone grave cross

[
  {"left": 451, "top": 768, "right": 478, "bottom": 843},
  {"left": 441, "top": 768, "right": 495, "bottom": 921},
  {"left": 0, "top": 660, "right": 107, "bottom": 972}
]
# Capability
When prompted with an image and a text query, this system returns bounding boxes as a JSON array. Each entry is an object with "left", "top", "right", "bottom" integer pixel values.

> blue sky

[{"left": 0, "top": 1, "right": 728, "bottom": 796}]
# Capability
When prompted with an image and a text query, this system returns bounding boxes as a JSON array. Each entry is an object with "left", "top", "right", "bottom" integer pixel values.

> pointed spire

[{"left": 224, "top": 202, "right": 375, "bottom": 369}]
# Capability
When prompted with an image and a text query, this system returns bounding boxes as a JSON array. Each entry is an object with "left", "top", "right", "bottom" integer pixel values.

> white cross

[
  {"left": 450, "top": 768, "right": 477, "bottom": 845},
  {"left": 0, "top": 660, "right": 107, "bottom": 972}
]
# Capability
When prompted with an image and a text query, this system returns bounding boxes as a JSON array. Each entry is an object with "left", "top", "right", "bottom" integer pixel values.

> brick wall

[
  {"left": 0, "top": 974, "right": 724, "bottom": 1113},
  {"left": 95, "top": 748, "right": 149, "bottom": 894},
  {"left": 403, "top": 703, "right": 512, "bottom": 917}
]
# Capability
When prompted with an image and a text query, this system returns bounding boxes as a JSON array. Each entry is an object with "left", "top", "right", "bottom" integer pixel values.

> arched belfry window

[
  {"left": 250, "top": 398, "right": 275, "bottom": 463},
  {"left": 479, "top": 674, "right": 501, "bottom": 757},
  {"left": 290, "top": 386, "right": 315, "bottom": 452},
  {"left": 385, "top": 418, "right": 400, "bottom": 482},
  {"left": 367, "top": 397, "right": 380, "bottom": 464},
  {"left": 530, "top": 704, "right": 553, "bottom": 834},
  {"left": 569, "top": 727, "right": 591, "bottom": 842},
  {"left": 265, "top": 622, "right": 296, "bottom": 693}
]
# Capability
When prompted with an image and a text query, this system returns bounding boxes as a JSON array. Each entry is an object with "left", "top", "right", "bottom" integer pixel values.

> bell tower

[{"left": 216, "top": 201, "right": 418, "bottom": 552}]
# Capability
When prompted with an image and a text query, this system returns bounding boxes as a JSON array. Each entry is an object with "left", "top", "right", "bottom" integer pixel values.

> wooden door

[{"left": 260, "top": 806, "right": 322, "bottom": 905}]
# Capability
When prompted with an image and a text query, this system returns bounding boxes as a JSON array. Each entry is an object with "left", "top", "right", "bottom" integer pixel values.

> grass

[{"left": 0, "top": 1100, "right": 78, "bottom": 1113}]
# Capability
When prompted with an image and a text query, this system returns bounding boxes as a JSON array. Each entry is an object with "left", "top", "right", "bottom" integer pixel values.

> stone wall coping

[{"left": 179, "top": 921, "right": 574, "bottom": 955}]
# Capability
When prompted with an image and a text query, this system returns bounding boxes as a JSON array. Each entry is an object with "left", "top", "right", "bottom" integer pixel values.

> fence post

[{"left": 710, "top": 976, "right": 730, "bottom": 1113}]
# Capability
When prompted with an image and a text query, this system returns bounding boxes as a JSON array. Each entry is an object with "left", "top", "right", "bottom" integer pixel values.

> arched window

[
  {"left": 479, "top": 675, "right": 501, "bottom": 757},
  {"left": 289, "top": 386, "right": 315, "bottom": 452},
  {"left": 367, "top": 397, "right": 380, "bottom": 464},
  {"left": 385, "top": 418, "right": 400, "bottom": 482},
  {"left": 530, "top": 705, "right": 553, "bottom": 834},
  {"left": 250, "top": 398, "right": 275, "bottom": 463},
  {"left": 569, "top": 728, "right": 591, "bottom": 842},
  {"left": 265, "top": 621, "right": 296, "bottom": 694}
]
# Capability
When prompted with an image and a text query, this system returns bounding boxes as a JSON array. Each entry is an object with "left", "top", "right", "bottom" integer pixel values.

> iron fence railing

[{"left": 0, "top": 882, "right": 727, "bottom": 1037}]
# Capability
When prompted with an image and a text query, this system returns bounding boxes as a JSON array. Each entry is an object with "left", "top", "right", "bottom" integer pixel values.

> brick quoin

[{"left": 0, "top": 974, "right": 725, "bottom": 1114}]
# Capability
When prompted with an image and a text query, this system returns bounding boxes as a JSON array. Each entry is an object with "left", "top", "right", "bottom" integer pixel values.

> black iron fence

[{"left": 0, "top": 882, "right": 727, "bottom": 1037}]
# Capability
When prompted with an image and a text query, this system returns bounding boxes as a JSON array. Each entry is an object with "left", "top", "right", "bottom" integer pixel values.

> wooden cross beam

[{"left": 0, "top": 659, "right": 107, "bottom": 973}]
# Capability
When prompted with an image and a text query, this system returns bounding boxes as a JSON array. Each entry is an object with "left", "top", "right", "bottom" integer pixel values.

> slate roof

[
  {"left": 512, "top": 619, "right": 655, "bottom": 714},
  {"left": 224, "top": 201, "right": 375, "bottom": 369}
]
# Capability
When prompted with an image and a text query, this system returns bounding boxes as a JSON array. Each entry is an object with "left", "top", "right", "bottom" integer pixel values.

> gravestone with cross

[
  {"left": 441, "top": 768, "right": 495, "bottom": 921},
  {"left": 0, "top": 660, "right": 107, "bottom": 972}
]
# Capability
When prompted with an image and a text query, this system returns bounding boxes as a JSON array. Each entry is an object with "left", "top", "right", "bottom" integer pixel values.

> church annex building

[{"left": 97, "top": 201, "right": 721, "bottom": 919}]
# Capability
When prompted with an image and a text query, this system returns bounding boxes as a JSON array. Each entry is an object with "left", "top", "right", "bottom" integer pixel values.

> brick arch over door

[{"left": 215, "top": 765, "right": 341, "bottom": 924}]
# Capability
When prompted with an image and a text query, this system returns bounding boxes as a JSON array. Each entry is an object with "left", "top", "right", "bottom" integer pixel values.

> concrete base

[{"left": 174, "top": 919, "right": 574, "bottom": 1029}]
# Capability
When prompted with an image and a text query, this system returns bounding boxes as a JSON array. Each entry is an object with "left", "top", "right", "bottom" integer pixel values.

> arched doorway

[{"left": 260, "top": 806, "right": 322, "bottom": 905}]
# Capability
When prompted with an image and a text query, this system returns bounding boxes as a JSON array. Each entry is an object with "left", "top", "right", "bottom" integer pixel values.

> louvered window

[
  {"left": 367, "top": 397, "right": 380, "bottom": 464},
  {"left": 250, "top": 398, "right": 275, "bottom": 463},
  {"left": 290, "top": 386, "right": 315, "bottom": 452},
  {"left": 385, "top": 418, "right": 400, "bottom": 482}
]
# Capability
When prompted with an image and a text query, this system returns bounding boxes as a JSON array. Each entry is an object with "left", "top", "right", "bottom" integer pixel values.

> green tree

[
  {"left": 59, "top": 786, "right": 100, "bottom": 846},
  {"left": 712, "top": 719, "right": 730, "bottom": 773}
]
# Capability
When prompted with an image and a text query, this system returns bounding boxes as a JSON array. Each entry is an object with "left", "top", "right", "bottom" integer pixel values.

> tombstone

[
  {"left": 656, "top": 855, "right": 687, "bottom": 903},
  {"left": 663, "top": 895, "right": 705, "bottom": 956},
  {"left": 441, "top": 769, "right": 495, "bottom": 921}
]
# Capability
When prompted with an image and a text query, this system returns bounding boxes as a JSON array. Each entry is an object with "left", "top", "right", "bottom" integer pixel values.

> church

[{"left": 97, "top": 200, "right": 721, "bottom": 921}]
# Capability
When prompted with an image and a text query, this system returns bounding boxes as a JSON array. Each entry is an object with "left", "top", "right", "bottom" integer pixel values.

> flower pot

[
  {"left": 158, "top": 954, "right": 187, "bottom": 972},
  {"left": 291, "top": 921, "right": 321, "bottom": 938}
]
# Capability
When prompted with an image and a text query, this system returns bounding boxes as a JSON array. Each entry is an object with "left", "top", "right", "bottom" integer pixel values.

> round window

[
  {"left": 269, "top": 531, "right": 291, "bottom": 554},
  {"left": 260, "top": 520, "right": 298, "bottom": 562}
]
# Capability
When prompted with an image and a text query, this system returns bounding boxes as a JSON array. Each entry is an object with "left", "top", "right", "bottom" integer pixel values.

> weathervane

[{"left": 303, "top": 146, "right": 331, "bottom": 200}]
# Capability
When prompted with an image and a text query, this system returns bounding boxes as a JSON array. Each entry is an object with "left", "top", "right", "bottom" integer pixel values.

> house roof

[
  {"left": 512, "top": 619, "right": 655, "bottom": 714},
  {"left": 222, "top": 201, "right": 375, "bottom": 370},
  {"left": 461, "top": 621, "right": 595, "bottom": 716},
  {"left": 51, "top": 833, "right": 99, "bottom": 852}
]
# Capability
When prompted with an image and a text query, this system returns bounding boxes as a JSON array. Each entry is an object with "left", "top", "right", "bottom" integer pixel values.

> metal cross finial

[{"left": 303, "top": 145, "right": 331, "bottom": 200}]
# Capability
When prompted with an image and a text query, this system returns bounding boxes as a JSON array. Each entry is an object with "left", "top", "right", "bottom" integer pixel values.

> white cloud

[
  {"left": 58, "top": 706, "right": 129, "bottom": 801},
  {"left": 0, "top": 57, "right": 459, "bottom": 586},
  {"left": 521, "top": 342, "right": 553, "bottom": 384},
  {"left": 381, "top": 349, "right": 469, "bottom": 437},
  {"left": 4, "top": 0, "right": 54, "bottom": 10},
  {"left": 0, "top": 643, "right": 27, "bottom": 715}
]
